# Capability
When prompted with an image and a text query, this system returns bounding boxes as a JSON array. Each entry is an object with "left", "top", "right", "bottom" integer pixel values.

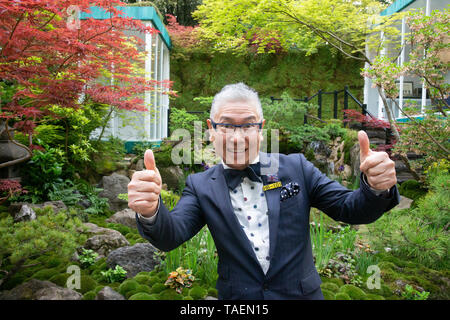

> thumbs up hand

[
  {"left": 358, "top": 130, "right": 397, "bottom": 191},
  {"left": 128, "top": 149, "right": 162, "bottom": 217}
]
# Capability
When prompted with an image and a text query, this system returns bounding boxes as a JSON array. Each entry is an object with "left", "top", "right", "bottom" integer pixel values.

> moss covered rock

[
  {"left": 207, "top": 288, "right": 218, "bottom": 298},
  {"left": 118, "top": 279, "right": 139, "bottom": 296},
  {"left": 321, "top": 282, "right": 340, "bottom": 293},
  {"left": 335, "top": 292, "right": 352, "bottom": 300},
  {"left": 137, "top": 284, "right": 151, "bottom": 294},
  {"left": 183, "top": 296, "right": 194, "bottom": 300},
  {"left": 339, "top": 284, "right": 368, "bottom": 300},
  {"left": 151, "top": 283, "right": 166, "bottom": 294},
  {"left": 134, "top": 275, "right": 151, "bottom": 285},
  {"left": 32, "top": 268, "right": 57, "bottom": 281},
  {"left": 129, "top": 292, "right": 156, "bottom": 300},
  {"left": 49, "top": 273, "right": 70, "bottom": 288},
  {"left": 189, "top": 286, "right": 208, "bottom": 300},
  {"left": 366, "top": 293, "right": 385, "bottom": 300},
  {"left": 83, "top": 290, "right": 96, "bottom": 300},
  {"left": 159, "top": 289, "right": 183, "bottom": 300},
  {"left": 322, "top": 289, "right": 335, "bottom": 300},
  {"left": 77, "top": 275, "right": 97, "bottom": 294}
]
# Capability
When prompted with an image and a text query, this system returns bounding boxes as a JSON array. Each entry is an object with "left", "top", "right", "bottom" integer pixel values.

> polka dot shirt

[{"left": 223, "top": 161, "right": 271, "bottom": 274}]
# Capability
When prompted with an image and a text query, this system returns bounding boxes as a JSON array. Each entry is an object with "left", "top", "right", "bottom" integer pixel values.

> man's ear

[{"left": 206, "top": 119, "right": 215, "bottom": 142}]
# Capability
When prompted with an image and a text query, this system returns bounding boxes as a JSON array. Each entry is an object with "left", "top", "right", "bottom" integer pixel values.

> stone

[
  {"left": 135, "top": 159, "right": 144, "bottom": 171},
  {"left": 95, "top": 286, "right": 125, "bottom": 300},
  {"left": 350, "top": 142, "right": 361, "bottom": 179},
  {"left": 106, "top": 208, "right": 137, "bottom": 229},
  {"left": 82, "top": 223, "right": 130, "bottom": 258},
  {"left": 98, "top": 173, "right": 130, "bottom": 211},
  {"left": 204, "top": 296, "right": 218, "bottom": 300},
  {"left": 0, "top": 279, "right": 81, "bottom": 300},
  {"left": 158, "top": 166, "right": 185, "bottom": 191},
  {"left": 396, "top": 196, "right": 414, "bottom": 210},
  {"left": 107, "top": 243, "right": 159, "bottom": 278},
  {"left": 9, "top": 200, "right": 67, "bottom": 217},
  {"left": 13, "top": 204, "right": 36, "bottom": 222}
]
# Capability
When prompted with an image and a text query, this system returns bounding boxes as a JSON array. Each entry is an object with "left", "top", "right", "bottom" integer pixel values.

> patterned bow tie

[{"left": 223, "top": 163, "right": 261, "bottom": 190}]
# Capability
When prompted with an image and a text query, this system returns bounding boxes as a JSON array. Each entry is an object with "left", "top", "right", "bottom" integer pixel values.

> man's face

[{"left": 207, "top": 101, "right": 265, "bottom": 170}]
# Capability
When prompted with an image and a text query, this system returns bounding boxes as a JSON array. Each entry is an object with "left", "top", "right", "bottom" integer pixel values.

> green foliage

[
  {"left": 15, "top": 148, "right": 66, "bottom": 203},
  {"left": 169, "top": 108, "right": 204, "bottom": 138},
  {"left": 133, "top": 274, "right": 151, "bottom": 285},
  {"left": 401, "top": 284, "right": 430, "bottom": 300},
  {"left": 78, "top": 275, "right": 98, "bottom": 294},
  {"left": 151, "top": 282, "right": 166, "bottom": 294},
  {"left": 334, "top": 292, "right": 351, "bottom": 300},
  {"left": 118, "top": 279, "right": 139, "bottom": 296},
  {"left": 399, "top": 180, "right": 427, "bottom": 202},
  {"left": 368, "top": 168, "right": 449, "bottom": 270},
  {"left": 128, "top": 292, "right": 156, "bottom": 300},
  {"left": 101, "top": 265, "right": 128, "bottom": 283},
  {"left": 189, "top": 285, "right": 208, "bottom": 300},
  {"left": 159, "top": 288, "right": 183, "bottom": 300},
  {"left": 207, "top": 287, "right": 218, "bottom": 298},
  {"left": 320, "top": 282, "right": 340, "bottom": 293},
  {"left": 79, "top": 249, "right": 99, "bottom": 269},
  {"left": 82, "top": 291, "right": 96, "bottom": 300},
  {"left": 339, "top": 284, "right": 368, "bottom": 300},
  {"left": 322, "top": 289, "right": 335, "bottom": 300},
  {"left": 0, "top": 207, "right": 85, "bottom": 289},
  {"left": 49, "top": 273, "right": 70, "bottom": 287}
]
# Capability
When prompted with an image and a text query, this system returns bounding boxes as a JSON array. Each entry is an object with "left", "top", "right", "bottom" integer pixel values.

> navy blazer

[{"left": 136, "top": 152, "right": 400, "bottom": 300}]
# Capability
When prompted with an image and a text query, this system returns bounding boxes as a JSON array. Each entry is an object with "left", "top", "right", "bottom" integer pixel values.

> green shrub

[
  {"left": 101, "top": 265, "right": 127, "bottom": 283},
  {"left": 399, "top": 180, "right": 427, "bottom": 201},
  {"left": 321, "top": 282, "right": 340, "bottom": 293},
  {"left": 148, "top": 276, "right": 160, "bottom": 286},
  {"left": 134, "top": 275, "right": 151, "bottom": 285},
  {"left": 77, "top": 275, "right": 97, "bottom": 294},
  {"left": 49, "top": 273, "right": 70, "bottom": 287},
  {"left": 189, "top": 286, "right": 208, "bottom": 300},
  {"left": 94, "top": 285, "right": 105, "bottom": 294},
  {"left": 159, "top": 289, "right": 183, "bottom": 300},
  {"left": 151, "top": 283, "right": 167, "bottom": 294},
  {"left": 207, "top": 288, "right": 218, "bottom": 298},
  {"left": 32, "top": 268, "right": 56, "bottom": 281},
  {"left": 118, "top": 279, "right": 139, "bottom": 296},
  {"left": 79, "top": 248, "right": 99, "bottom": 268},
  {"left": 129, "top": 292, "right": 157, "bottom": 300},
  {"left": 322, "top": 289, "right": 335, "bottom": 300},
  {"left": 82, "top": 291, "right": 96, "bottom": 300},
  {"left": 136, "top": 284, "right": 152, "bottom": 294},
  {"left": 335, "top": 292, "right": 351, "bottom": 300},
  {"left": 0, "top": 209, "right": 85, "bottom": 289},
  {"left": 339, "top": 284, "right": 367, "bottom": 300},
  {"left": 366, "top": 293, "right": 385, "bottom": 300}
]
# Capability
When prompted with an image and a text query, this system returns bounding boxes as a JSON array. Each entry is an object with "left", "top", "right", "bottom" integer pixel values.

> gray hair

[{"left": 210, "top": 82, "right": 263, "bottom": 120}]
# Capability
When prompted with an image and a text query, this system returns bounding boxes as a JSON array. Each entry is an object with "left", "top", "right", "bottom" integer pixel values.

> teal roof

[
  {"left": 80, "top": 6, "right": 172, "bottom": 50},
  {"left": 381, "top": 0, "right": 416, "bottom": 16}
]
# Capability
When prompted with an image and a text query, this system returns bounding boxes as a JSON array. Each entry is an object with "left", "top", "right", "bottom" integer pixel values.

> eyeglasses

[{"left": 210, "top": 120, "right": 263, "bottom": 134}]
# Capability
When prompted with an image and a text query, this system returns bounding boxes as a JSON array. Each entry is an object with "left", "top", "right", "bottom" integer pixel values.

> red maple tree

[{"left": 0, "top": 0, "right": 174, "bottom": 166}]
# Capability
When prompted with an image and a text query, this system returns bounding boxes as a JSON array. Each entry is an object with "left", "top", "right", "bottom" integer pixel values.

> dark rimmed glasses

[{"left": 210, "top": 120, "right": 263, "bottom": 134}]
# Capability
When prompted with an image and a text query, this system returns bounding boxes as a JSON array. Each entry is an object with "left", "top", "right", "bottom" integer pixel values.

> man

[{"left": 128, "top": 83, "right": 399, "bottom": 300}]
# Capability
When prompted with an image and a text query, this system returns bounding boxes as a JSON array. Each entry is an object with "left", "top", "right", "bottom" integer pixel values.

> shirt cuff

[
  {"left": 137, "top": 199, "right": 160, "bottom": 225},
  {"left": 362, "top": 174, "right": 390, "bottom": 197}
]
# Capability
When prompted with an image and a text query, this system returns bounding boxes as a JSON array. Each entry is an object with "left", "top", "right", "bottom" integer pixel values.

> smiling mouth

[{"left": 227, "top": 148, "right": 248, "bottom": 153}]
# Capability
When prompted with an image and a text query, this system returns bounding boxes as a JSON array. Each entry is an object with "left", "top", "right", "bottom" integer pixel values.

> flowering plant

[{"left": 164, "top": 267, "right": 195, "bottom": 294}]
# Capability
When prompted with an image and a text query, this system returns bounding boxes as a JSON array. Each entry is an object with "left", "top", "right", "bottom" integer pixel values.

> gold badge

[{"left": 263, "top": 181, "right": 282, "bottom": 191}]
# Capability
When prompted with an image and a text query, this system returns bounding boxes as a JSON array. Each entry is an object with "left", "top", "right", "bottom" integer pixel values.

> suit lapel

[{"left": 260, "top": 152, "right": 281, "bottom": 263}]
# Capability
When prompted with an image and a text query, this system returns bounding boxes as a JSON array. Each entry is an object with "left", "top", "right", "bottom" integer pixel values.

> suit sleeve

[
  {"left": 135, "top": 174, "right": 206, "bottom": 252},
  {"left": 300, "top": 153, "right": 400, "bottom": 224}
]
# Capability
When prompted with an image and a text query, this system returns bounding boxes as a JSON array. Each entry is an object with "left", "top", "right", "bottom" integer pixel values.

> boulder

[
  {"left": 350, "top": 142, "right": 361, "bottom": 179},
  {"left": 106, "top": 208, "right": 137, "bottom": 229},
  {"left": 82, "top": 223, "right": 130, "bottom": 258},
  {"left": 107, "top": 243, "right": 159, "bottom": 278},
  {"left": 9, "top": 201, "right": 67, "bottom": 217},
  {"left": 0, "top": 279, "right": 81, "bottom": 300},
  {"left": 98, "top": 173, "right": 130, "bottom": 211},
  {"left": 158, "top": 166, "right": 185, "bottom": 191},
  {"left": 396, "top": 196, "right": 414, "bottom": 210},
  {"left": 95, "top": 286, "right": 125, "bottom": 300},
  {"left": 13, "top": 204, "right": 36, "bottom": 222}
]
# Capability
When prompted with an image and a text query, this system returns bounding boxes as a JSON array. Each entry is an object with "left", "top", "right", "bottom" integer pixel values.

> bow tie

[{"left": 223, "top": 163, "right": 262, "bottom": 190}]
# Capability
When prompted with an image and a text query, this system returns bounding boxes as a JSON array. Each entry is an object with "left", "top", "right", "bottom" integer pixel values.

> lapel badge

[
  {"left": 280, "top": 182, "right": 300, "bottom": 201},
  {"left": 266, "top": 174, "right": 280, "bottom": 183}
]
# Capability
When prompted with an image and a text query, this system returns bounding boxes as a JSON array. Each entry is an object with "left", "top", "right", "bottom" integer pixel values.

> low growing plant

[{"left": 101, "top": 265, "right": 127, "bottom": 283}]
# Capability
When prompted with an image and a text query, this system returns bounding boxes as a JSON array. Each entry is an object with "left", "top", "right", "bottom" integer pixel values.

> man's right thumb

[{"left": 144, "top": 149, "right": 156, "bottom": 170}]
